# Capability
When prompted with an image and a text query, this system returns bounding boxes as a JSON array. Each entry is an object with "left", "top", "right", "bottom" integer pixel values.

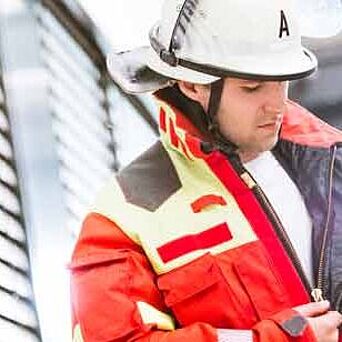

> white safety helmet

[{"left": 107, "top": 0, "right": 318, "bottom": 93}]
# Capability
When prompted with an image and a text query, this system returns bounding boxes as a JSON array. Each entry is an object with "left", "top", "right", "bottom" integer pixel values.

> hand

[{"left": 293, "top": 301, "right": 342, "bottom": 342}]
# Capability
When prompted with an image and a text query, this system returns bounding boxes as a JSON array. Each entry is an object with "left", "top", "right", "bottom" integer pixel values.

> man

[{"left": 69, "top": 0, "right": 342, "bottom": 341}]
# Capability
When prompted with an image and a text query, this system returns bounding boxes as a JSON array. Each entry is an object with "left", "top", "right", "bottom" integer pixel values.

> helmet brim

[
  {"left": 107, "top": 45, "right": 317, "bottom": 94},
  {"left": 106, "top": 47, "right": 173, "bottom": 93},
  {"left": 148, "top": 46, "right": 318, "bottom": 82}
]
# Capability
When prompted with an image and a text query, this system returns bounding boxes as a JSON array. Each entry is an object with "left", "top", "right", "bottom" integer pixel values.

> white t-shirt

[{"left": 244, "top": 151, "right": 313, "bottom": 286}]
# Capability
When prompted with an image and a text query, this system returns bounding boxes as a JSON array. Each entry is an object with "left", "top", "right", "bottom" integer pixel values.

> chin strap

[{"left": 206, "top": 79, "right": 238, "bottom": 156}]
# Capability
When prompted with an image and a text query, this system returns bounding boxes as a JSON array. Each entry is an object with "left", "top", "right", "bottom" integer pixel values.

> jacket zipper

[
  {"left": 336, "top": 285, "right": 342, "bottom": 311},
  {"left": 312, "top": 144, "right": 337, "bottom": 302},
  {"left": 240, "top": 171, "right": 313, "bottom": 295}
]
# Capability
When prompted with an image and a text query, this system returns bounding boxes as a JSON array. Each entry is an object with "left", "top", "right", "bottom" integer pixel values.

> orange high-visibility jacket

[{"left": 70, "top": 98, "right": 342, "bottom": 342}]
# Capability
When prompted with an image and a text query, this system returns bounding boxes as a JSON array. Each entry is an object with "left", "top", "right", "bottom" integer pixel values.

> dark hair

[{"left": 154, "top": 83, "right": 209, "bottom": 136}]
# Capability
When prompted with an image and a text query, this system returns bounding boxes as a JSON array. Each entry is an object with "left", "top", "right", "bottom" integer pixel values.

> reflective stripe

[
  {"left": 217, "top": 329, "right": 253, "bottom": 342},
  {"left": 157, "top": 223, "right": 233, "bottom": 263},
  {"left": 137, "top": 301, "right": 175, "bottom": 331}
]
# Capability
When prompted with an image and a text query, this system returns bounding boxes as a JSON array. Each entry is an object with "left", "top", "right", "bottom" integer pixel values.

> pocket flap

[
  {"left": 68, "top": 250, "right": 128, "bottom": 270},
  {"left": 157, "top": 253, "right": 221, "bottom": 306}
]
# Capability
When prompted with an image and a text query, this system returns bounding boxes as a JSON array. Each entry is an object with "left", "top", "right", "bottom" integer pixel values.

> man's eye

[{"left": 243, "top": 85, "right": 261, "bottom": 92}]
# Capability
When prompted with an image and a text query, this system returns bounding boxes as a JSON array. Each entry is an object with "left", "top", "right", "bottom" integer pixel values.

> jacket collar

[
  {"left": 156, "top": 98, "right": 208, "bottom": 161},
  {"left": 156, "top": 97, "right": 342, "bottom": 161}
]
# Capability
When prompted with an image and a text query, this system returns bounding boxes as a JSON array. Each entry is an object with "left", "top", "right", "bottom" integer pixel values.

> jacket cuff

[
  {"left": 217, "top": 329, "right": 253, "bottom": 342},
  {"left": 269, "top": 308, "right": 310, "bottom": 338}
]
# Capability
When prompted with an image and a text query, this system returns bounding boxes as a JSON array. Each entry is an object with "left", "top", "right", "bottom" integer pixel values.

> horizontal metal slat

[
  {"left": 49, "top": 76, "right": 109, "bottom": 132},
  {"left": 49, "top": 72, "right": 108, "bottom": 122},
  {"left": 0, "top": 317, "right": 39, "bottom": 342},
  {"left": 41, "top": 45, "right": 101, "bottom": 103},
  {"left": 0, "top": 235, "right": 29, "bottom": 272},
  {"left": 0, "top": 262, "right": 33, "bottom": 300},
  {"left": 53, "top": 119, "right": 114, "bottom": 170},
  {"left": 0, "top": 183, "right": 21, "bottom": 216},
  {"left": 0, "top": 209, "right": 26, "bottom": 244},
  {"left": 0, "top": 290, "right": 38, "bottom": 329},
  {"left": 36, "top": 6, "right": 99, "bottom": 79},
  {"left": 49, "top": 78, "right": 108, "bottom": 132},
  {"left": 0, "top": 158, "right": 18, "bottom": 188},
  {"left": 56, "top": 143, "right": 111, "bottom": 189},
  {"left": 58, "top": 154, "right": 105, "bottom": 195},
  {"left": 50, "top": 96, "right": 112, "bottom": 149},
  {"left": 52, "top": 113, "right": 113, "bottom": 165},
  {"left": 42, "top": 41, "right": 104, "bottom": 102},
  {"left": 0, "top": 132, "right": 13, "bottom": 160},
  {"left": 41, "top": 46, "right": 104, "bottom": 109},
  {"left": 49, "top": 95, "right": 111, "bottom": 148}
]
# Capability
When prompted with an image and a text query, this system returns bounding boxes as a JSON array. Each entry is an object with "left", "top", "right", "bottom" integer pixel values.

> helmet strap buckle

[{"left": 160, "top": 49, "right": 179, "bottom": 67}]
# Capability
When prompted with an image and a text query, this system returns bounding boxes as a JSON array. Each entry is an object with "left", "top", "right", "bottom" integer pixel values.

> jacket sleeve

[{"left": 69, "top": 213, "right": 316, "bottom": 342}]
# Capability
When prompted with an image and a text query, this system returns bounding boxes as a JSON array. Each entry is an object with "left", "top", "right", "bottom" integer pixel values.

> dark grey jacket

[{"left": 274, "top": 139, "right": 342, "bottom": 312}]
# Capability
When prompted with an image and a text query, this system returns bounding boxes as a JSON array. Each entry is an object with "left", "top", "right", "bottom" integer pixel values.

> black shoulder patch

[{"left": 116, "top": 141, "right": 181, "bottom": 211}]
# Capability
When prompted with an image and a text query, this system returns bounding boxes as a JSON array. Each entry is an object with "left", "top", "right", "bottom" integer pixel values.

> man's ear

[{"left": 177, "top": 81, "right": 210, "bottom": 110}]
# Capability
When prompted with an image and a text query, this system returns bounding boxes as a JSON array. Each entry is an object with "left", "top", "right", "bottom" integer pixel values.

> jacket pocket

[
  {"left": 157, "top": 252, "right": 258, "bottom": 328},
  {"left": 232, "top": 243, "right": 290, "bottom": 320},
  {"left": 158, "top": 253, "right": 220, "bottom": 306},
  {"left": 157, "top": 242, "right": 292, "bottom": 329}
]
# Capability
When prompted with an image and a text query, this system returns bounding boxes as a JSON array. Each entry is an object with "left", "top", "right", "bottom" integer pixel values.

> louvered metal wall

[
  {"left": 35, "top": 0, "right": 159, "bottom": 236},
  {"left": 35, "top": 2, "right": 118, "bottom": 236},
  {"left": 0, "top": 1, "right": 158, "bottom": 340},
  {"left": 0, "top": 62, "right": 40, "bottom": 341}
]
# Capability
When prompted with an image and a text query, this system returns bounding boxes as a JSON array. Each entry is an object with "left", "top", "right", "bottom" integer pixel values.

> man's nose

[{"left": 263, "top": 82, "right": 287, "bottom": 113}]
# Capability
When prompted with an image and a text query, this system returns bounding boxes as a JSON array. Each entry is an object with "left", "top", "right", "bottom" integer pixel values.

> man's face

[{"left": 215, "top": 78, "right": 288, "bottom": 156}]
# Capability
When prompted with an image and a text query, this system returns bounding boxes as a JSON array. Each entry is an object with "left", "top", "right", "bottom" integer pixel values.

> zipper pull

[
  {"left": 241, "top": 172, "right": 256, "bottom": 189},
  {"left": 311, "top": 288, "right": 324, "bottom": 302}
]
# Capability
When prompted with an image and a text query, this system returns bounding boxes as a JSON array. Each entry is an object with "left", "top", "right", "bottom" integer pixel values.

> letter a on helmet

[
  {"left": 279, "top": 10, "right": 290, "bottom": 38},
  {"left": 107, "top": 0, "right": 319, "bottom": 94}
]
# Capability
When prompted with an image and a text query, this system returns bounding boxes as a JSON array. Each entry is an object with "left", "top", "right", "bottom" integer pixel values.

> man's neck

[{"left": 238, "top": 150, "right": 263, "bottom": 163}]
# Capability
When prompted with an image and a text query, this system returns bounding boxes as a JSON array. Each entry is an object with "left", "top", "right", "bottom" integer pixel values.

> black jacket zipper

[{"left": 313, "top": 144, "right": 337, "bottom": 302}]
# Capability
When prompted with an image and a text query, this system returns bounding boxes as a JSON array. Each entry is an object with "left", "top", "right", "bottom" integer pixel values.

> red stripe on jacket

[
  {"left": 157, "top": 223, "right": 233, "bottom": 263},
  {"left": 204, "top": 149, "right": 311, "bottom": 307}
]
